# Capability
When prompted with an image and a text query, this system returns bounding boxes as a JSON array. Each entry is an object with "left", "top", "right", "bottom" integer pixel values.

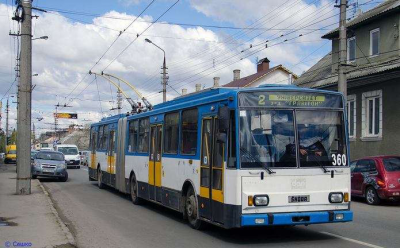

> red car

[{"left": 350, "top": 156, "right": 400, "bottom": 205}]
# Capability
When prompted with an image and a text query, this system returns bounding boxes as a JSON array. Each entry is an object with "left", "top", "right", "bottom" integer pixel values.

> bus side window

[
  {"left": 227, "top": 110, "right": 236, "bottom": 168},
  {"left": 102, "top": 125, "right": 109, "bottom": 150},
  {"left": 128, "top": 120, "right": 138, "bottom": 152},
  {"left": 138, "top": 118, "right": 150, "bottom": 153},
  {"left": 181, "top": 109, "right": 198, "bottom": 155},
  {"left": 97, "top": 126, "right": 104, "bottom": 150},
  {"left": 164, "top": 112, "right": 179, "bottom": 154}
]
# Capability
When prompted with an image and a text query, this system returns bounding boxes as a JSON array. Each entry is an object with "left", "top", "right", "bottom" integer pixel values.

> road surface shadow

[{"left": 90, "top": 184, "right": 340, "bottom": 245}]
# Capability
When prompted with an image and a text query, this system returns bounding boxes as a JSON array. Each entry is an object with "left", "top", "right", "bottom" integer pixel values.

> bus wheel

[
  {"left": 97, "top": 168, "right": 105, "bottom": 189},
  {"left": 186, "top": 187, "right": 204, "bottom": 230},
  {"left": 130, "top": 174, "right": 142, "bottom": 205}
]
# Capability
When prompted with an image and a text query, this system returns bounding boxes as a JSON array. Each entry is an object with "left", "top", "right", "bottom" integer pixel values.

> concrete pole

[
  {"left": 5, "top": 98, "right": 9, "bottom": 148},
  {"left": 16, "top": 0, "right": 32, "bottom": 195},
  {"left": 117, "top": 89, "right": 122, "bottom": 115},
  {"left": 162, "top": 56, "right": 167, "bottom": 102},
  {"left": 338, "top": 0, "right": 347, "bottom": 98}
]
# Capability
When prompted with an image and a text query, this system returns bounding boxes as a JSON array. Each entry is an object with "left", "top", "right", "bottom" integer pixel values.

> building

[
  {"left": 295, "top": 0, "right": 400, "bottom": 159},
  {"left": 223, "top": 57, "right": 297, "bottom": 87}
]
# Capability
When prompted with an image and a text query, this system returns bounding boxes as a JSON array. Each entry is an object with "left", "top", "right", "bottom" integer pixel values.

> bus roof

[{"left": 93, "top": 85, "right": 344, "bottom": 125}]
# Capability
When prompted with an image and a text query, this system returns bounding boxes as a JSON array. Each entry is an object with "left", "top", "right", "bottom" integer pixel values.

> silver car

[{"left": 31, "top": 151, "right": 68, "bottom": 182}]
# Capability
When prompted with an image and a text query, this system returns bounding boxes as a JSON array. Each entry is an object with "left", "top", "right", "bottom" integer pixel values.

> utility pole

[
  {"left": 117, "top": 88, "right": 122, "bottom": 115},
  {"left": 337, "top": 0, "right": 347, "bottom": 98},
  {"left": 5, "top": 98, "right": 9, "bottom": 148},
  {"left": 162, "top": 57, "right": 168, "bottom": 103},
  {"left": 54, "top": 105, "right": 58, "bottom": 143},
  {"left": 16, "top": 0, "right": 32, "bottom": 195}
]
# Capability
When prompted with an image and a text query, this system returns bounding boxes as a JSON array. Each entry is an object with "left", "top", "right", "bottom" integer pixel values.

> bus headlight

[
  {"left": 254, "top": 195, "right": 269, "bottom": 206},
  {"left": 329, "top": 192, "right": 343, "bottom": 203}
]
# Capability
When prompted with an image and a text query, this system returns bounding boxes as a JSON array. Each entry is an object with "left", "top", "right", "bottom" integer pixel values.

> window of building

[
  {"left": 164, "top": 112, "right": 179, "bottom": 154},
  {"left": 347, "top": 95, "right": 356, "bottom": 139},
  {"left": 128, "top": 120, "right": 138, "bottom": 152},
  {"left": 370, "top": 28, "right": 380, "bottom": 56},
  {"left": 138, "top": 118, "right": 149, "bottom": 153},
  {"left": 362, "top": 90, "right": 382, "bottom": 139},
  {"left": 347, "top": 37, "right": 356, "bottom": 62},
  {"left": 181, "top": 109, "right": 198, "bottom": 155}
]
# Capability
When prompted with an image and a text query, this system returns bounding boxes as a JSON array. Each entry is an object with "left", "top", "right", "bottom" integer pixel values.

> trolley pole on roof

[
  {"left": 16, "top": 0, "right": 32, "bottom": 195},
  {"left": 337, "top": 0, "right": 347, "bottom": 98}
]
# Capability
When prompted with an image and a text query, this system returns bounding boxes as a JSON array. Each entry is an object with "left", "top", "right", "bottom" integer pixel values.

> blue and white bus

[{"left": 88, "top": 85, "right": 353, "bottom": 229}]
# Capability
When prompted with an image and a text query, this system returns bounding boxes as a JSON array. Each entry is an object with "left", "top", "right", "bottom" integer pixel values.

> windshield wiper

[{"left": 264, "top": 166, "right": 276, "bottom": 175}]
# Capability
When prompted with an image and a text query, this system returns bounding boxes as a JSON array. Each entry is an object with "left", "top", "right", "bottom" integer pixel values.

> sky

[{"left": 0, "top": 0, "right": 381, "bottom": 135}]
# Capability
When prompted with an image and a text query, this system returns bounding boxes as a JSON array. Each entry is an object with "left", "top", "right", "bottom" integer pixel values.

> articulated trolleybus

[{"left": 88, "top": 85, "right": 353, "bottom": 229}]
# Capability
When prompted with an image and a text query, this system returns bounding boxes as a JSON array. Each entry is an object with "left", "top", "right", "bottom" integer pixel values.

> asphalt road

[{"left": 40, "top": 167, "right": 400, "bottom": 248}]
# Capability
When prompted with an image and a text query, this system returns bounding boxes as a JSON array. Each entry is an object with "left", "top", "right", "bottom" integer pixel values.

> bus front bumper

[{"left": 241, "top": 210, "right": 353, "bottom": 227}]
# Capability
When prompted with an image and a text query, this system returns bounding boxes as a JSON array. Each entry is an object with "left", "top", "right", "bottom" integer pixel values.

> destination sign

[
  {"left": 54, "top": 113, "right": 78, "bottom": 119},
  {"left": 239, "top": 92, "right": 343, "bottom": 108}
]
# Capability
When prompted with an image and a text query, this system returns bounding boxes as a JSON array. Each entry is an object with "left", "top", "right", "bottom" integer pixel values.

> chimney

[
  {"left": 257, "top": 57, "right": 270, "bottom": 72},
  {"left": 233, "top": 69, "right": 240, "bottom": 81},
  {"left": 213, "top": 77, "right": 220, "bottom": 87},
  {"left": 195, "top": 84, "right": 201, "bottom": 92},
  {"left": 182, "top": 88, "right": 187, "bottom": 95}
]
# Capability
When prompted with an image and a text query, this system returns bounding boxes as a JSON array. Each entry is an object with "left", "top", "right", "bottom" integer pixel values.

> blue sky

[{"left": 0, "top": 0, "right": 382, "bottom": 132}]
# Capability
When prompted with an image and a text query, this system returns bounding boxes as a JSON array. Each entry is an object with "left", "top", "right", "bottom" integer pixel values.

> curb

[{"left": 37, "top": 180, "right": 77, "bottom": 247}]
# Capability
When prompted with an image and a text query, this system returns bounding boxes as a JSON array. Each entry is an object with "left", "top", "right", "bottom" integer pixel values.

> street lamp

[
  {"left": 32, "top": 36, "right": 48, "bottom": 41},
  {"left": 145, "top": 38, "right": 167, "bottom": 102}
]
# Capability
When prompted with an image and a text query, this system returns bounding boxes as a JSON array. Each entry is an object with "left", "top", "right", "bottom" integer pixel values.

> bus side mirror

[{"left": 218, "top": 106, "right": 229, "bottom": 133}]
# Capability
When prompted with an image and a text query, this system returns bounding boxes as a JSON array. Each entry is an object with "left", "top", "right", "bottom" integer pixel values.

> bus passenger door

[
  {"left": 149, "top": 125, "right": 163, "bottom": 202},
  {"left": 107, "top": 130, "right": 116, "bottom": 184},
  {"left": 90, "top": 132, "right": 97, "bottom": 170},
  {"left": 199, "top": 117, "right": 225, "bottom": 224}
]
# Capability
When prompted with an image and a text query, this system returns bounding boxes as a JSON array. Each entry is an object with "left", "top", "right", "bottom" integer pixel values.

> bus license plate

[{"left": 289, "top": 195, "right": 310, "bottom": 203}]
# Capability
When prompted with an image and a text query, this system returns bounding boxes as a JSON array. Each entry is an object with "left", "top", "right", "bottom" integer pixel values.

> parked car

[
  {"left": 54, "top": 144, "right": 80, "bottom": 169},
  {"left": 5, "top": 145, "right": 17, "bottom": 164},
  {"left": 31, "top": 150, "right": 38, "bottom": 160},
  {"left": 79, "top": 151, "right": 90, "bottom": 166},
  {"left": 31, "top": 151, "right": 68, "bottom": 182},
  {"left": 351, "top": 156, "right": 400, "bottom": 205},
  {"left": 40, "top": 147, "right": 54, "bottom": 151}
]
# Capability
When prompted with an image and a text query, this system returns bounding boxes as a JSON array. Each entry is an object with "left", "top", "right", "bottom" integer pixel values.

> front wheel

[
  {"left": 59, "top": 172, "right": 68, "bottom": 182},
  {"left": 97, "top": 168, "right": 105, "bottom": 189},
  {"left": 366, "top": 187, "right": 380, "bottom": 205},
  {"left": 185, "top": 187, "right": 205, "bottom": 230},
  {"left": 130, "top": 174, "right": 142, "bottom": 205}
]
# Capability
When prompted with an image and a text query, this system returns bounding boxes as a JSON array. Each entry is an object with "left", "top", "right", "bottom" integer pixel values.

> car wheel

[
  {"left": 77, "top": 166, "right": 80, "bottom": 169},
  {"left": 185, "top": 187, "right": 205, "bottom": 230},
  {"left": 97, "top": 167, "right": 105, "bottom": 189},
  {"left": 130, "top": 174, "right": 142, "bottom": 205},
  {"left": 59, "top": 172, "right": 68, "bottom": 182},
  {"left": 366, "top": 187, "right": 380, "bottom": 205}
]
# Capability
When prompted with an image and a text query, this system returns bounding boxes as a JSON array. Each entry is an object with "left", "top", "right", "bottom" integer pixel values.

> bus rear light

[
  {"left": 248, "top": 196, "right": 254, "bottom": 206},
  {"left": 344, "top": 192, "right": 349, "bottom": 202}
]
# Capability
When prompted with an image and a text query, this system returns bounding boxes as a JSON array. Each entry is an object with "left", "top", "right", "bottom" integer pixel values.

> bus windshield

[{"left": 239, "top": 109, "right": 347, "bottom": 169}]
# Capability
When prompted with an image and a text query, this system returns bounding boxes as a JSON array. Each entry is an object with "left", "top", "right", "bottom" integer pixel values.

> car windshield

[
  {"left": 383, "top": 158, "right": 400, "bottom": 172},
  {"left": 239, "top": 110, "right": 347, "bottom": 169},
  {"left": 36, "top": 152, "right": 64, "bottom": 161},
  {"left": 8, "top": 150, "right": 16, "bottom": 154},
  {"left": 58, "top": 147, "right": 78, "bottom": 155}
]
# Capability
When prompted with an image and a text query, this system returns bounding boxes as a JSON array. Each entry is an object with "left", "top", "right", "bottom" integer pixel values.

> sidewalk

[{"left": 0, "top": 164, "right": 75, "bottom": 248}]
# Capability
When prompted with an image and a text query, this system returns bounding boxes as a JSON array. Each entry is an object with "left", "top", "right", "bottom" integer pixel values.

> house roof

[
  {"left": 295, "top": 55, "right": 400, "bottom": 89},
  {"left": 322, "top": 0, "right": 400, "bottom": 39},
  {"left": 223, "top": 65, "right": 298, "bottom": 87}
]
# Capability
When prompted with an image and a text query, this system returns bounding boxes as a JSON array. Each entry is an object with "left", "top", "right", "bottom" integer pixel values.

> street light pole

[
  {"left": 16, "top": 0, "right": 32, "bottom": 195},
  {"left": 145, "top": 38, "right": 168, "bottom": 102}
]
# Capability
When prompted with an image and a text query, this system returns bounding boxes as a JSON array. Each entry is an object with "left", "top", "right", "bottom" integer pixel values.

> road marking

[{"left": 320, "top": 231, "right": 384, "bottom": 248}]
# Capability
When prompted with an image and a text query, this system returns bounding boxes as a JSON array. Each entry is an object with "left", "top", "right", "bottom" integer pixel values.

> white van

[{"left": 54, "top": 144, "right": 81, "bottom": 169}]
